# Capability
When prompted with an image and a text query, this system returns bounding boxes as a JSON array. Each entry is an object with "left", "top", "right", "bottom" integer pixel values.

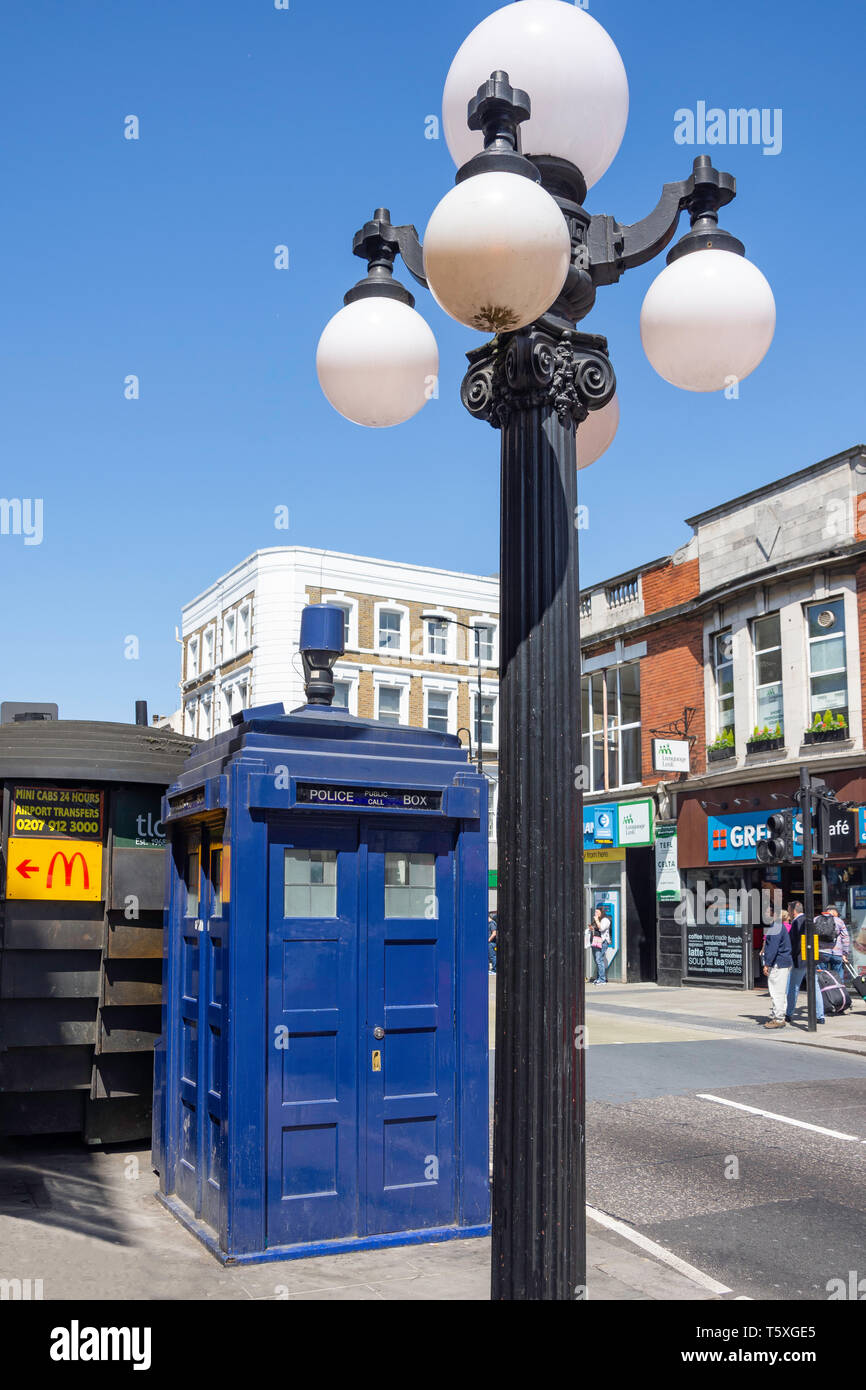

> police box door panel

[
  {"left": 175, "top": 833, "right": 202, "bottom": 1217},
  {"left": 363, "top": 827, "right": 456, "bottom": 1235},
  {"left": 267, "top": 824, "right": 360, "bottom": 1247}
]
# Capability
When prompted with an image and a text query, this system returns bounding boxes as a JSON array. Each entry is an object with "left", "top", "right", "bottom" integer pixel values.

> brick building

[{"left": 580, "top": 443, "right": 866, "bottom": 987}]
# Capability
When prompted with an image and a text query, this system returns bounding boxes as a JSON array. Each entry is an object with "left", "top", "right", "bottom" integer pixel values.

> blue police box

[{"left": 153, "top": 605, "right": 490, "bottom": 1262}]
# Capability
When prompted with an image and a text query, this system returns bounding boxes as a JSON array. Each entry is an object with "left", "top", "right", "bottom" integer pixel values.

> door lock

[
  {"left": 371, "top": 1050, "right": 382, "bottom": 1072},
  {"left": 373, "top": 1026, "right": 385, "bottom": 1040}
]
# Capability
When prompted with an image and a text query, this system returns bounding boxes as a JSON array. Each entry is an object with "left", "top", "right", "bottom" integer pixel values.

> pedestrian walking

[
  {"left": 818, "top": 903, "right": 850, "bottom": 983},
  {"left": 589, "top": 905, "right": 612, "bottom": 985},
  {"left": 488, "top": 915, "right": 497, "bottom": 973},
  {"left": 785, "top": 901, "right": 825, "bottom": 1025},
  {"left": 762, "top": 907, "right": 793, "bottom": 1028}
]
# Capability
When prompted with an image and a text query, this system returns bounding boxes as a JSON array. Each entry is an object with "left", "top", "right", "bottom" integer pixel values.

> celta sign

[
  {"left": 707, "top": 811, "right": 804, "bottom": 863},
  {"left": 652, "top": 739, "right": 690, "bottom": 775}
]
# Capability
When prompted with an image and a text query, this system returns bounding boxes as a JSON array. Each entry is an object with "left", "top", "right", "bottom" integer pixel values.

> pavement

[
  {"left": 0, "top": 1135, "right": 728, "bottom": 1300},
  {"left": 3, "top": 973, "right": 860, "bottom": 1302},
  {"left": 582, "top": 977, "right": 866, "bottom": 1058}
]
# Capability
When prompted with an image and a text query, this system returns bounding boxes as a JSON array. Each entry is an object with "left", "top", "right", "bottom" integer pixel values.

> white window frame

[
  {"left": 373, "top": 670, "right": 410, "bottom": 725},
  {"left": 187, "top": 635, "right": 200, "bottom": 681},
  {"left": 752, "top": 611, "right": 784, "bottom": 734},
  {"left": 805, "top": 595, "right": 849, "bottom": 723},
  {"left": 331, "top": 666, "right": 360, "bottom": 716},
  {"left": 223, "top": 611, "right": 237, "bottom": 662},
  {"left": 471, "top": 617, "right": 498, "bottom": 666},
  {"left": 237, "top": 602, "right": 252, "bottom": 653},
  {"left": 423, "top": 676, "right": 458, "bottom": 735},
  {"left": 198, "top": 688, "right": 214, "bottom": 739},
  {"left": 374, "top": 601, "right": 410, "bottom": 656},
  {"left": 184, "top": 697, "right": 198, "bottom": 737},
  {"left": 321, "top": 593, "right": 358, "bottom": 651},
  {"left": 471, "top": 684, "right": 499, "bottom": 750},
  {"left": 712, "top": 628, "right": 735, "bottom": 738},
  {"left": 424, "top": 610, "right": 457, "bottom": 661},
  {"left": 201, "top": 625, "right": 216, "bottom": 675}
]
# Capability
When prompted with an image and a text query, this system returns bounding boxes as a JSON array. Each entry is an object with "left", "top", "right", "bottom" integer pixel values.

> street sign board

[
  {"left": 112, "top": 788, "right": 167, "bottom": 848},
  {"left": 11, "top": 784, "right": 103, "bottom": 840},
  {"left": 652, "top": 738, "right": 690, "bottom": 774},
  {"left": 6, "top": 836, "right": 103, "bottom": 902}
]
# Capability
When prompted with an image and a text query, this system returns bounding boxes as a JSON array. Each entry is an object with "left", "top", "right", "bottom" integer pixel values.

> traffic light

[{"left": 756, "top": 810, "right": 795, "bottom": 864}]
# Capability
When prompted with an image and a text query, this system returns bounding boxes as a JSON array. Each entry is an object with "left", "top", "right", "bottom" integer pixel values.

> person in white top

[{"left": 590, "top": 906, "right": 612, "bottom": 985}]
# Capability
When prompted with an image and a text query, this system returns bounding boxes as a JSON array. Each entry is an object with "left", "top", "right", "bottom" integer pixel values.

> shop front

[
  {"left": 668, "top": 771, "right": 866, "bottom": 989},
  {"left": 583, "top": 795, "right": 657, "bottom": 982}
]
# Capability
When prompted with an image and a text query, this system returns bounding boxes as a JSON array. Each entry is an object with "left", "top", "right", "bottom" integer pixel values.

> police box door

[
  {"left": 363, "top": 827, "right": 456, "bottom": 1235},
  {"left": 266, "top": 821, "right": 456, "bottom": 1248}
]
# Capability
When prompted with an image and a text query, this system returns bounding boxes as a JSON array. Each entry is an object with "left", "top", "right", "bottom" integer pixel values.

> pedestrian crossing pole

[{"left": 799, "top": 765, "right": 818, "bottom": 1034}]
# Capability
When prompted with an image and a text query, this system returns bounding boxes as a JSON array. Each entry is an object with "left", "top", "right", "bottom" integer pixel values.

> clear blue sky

[{"left": 1, "top": 0, "right": 863, "bottom": 721}]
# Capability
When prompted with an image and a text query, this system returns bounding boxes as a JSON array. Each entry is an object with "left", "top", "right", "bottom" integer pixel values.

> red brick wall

[
  {"left": 640, "top": 613, "right": 706, "bottom": 784},
  {"left": 642, "top": 557, "right": 700, "bottom": 615}
]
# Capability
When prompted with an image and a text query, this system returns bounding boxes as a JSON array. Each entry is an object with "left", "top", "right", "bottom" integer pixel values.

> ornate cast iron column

[{"left": 463, "top": 320, "right": 615, "bottom": 1300}]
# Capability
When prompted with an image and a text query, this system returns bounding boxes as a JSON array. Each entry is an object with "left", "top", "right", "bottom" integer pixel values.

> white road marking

[
  {"left": 697, "top": 1092, "right": 862, "bottom": 1142},
  {"left": 586, "top": 1206, "right": 733, "bottom": 1295}
]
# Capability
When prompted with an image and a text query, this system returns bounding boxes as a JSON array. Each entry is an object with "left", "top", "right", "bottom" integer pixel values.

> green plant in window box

[
  {"left": 805, "top": 710, "right": 848, "bottom": 742},
  {"left": 707, "top": 729, "right": 735, "bottom": 753}
]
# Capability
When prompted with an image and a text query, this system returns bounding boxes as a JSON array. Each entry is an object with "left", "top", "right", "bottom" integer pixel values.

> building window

[
  {"left": 333, "top": 680, "right": 350, "bottom": 709},
  {"left": 608, "top": 664, "right": 641, "bottom": 786},
  {"left": 202, "top": 627, "right": 215, "bottom": 672},
  {"left": 199, "top": 693, "right": 213, "bottom": 739},
  {"left": 473, "top": 693, "right": 496, "bottom": 747},
  {"left": 223, "top": 612, "right": 236, "bottom": 661},
  {"left": 427, "top": 619, "right": 448, "bottom": 657},
  {"left": 184, "top": 700, "right": 197, "bottom": 737},
  {"left": 426, "top": 690, "right": 451, "bottom": 734},
  {"left": 753, "top": 613, "right": 784, "bottom": 734},
  {"left": 237, "top": 603, "right": 251, "bottom": 652},
  {"left": 283, "top": 849, "right": 337, "bottom": 919},
  {"left": 713, "top": 630, "right": 734, "bottom": 735},
  {"left": 187, "top": 637, "right": 199, "bottom": 680},
  {"left": 580, "top": 665, "right": 641, "bottom": 792},
  {"left": 378, "top": 610, "right": 402, "bottom": 651},
  {"left": 474, "top": 624, "right": 495, "bottom": 663},
  {"left": 581, "top": 672, "right": 606, "bottom": 793},
  {"left": 807, "top": 598, "right": 848, "bottom": 723},
  {"left": 377, "top": 686, "right": 402, "bottom": 726}
]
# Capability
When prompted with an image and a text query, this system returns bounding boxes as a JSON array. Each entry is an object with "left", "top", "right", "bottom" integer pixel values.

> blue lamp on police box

[{"left": 299, "top": 604, "right": 345, "bottom": 707}]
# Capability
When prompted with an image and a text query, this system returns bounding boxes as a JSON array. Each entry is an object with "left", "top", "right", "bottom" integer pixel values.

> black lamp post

[{"left": 317, "top": 8, "right": 774, "bottom": 1304}]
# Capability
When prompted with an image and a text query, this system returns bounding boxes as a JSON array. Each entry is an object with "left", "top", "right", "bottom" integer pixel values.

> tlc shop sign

[{"left": 707, "top": 811, "right": 804, "bottom": 863}]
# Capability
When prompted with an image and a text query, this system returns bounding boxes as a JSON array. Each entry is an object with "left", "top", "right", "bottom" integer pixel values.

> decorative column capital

[{"left": 461, "top": 325, "right": 616, "bottom": 431}]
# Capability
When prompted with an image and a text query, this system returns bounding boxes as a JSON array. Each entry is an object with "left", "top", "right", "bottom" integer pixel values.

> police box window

[
  {"left": 807, "top": 598, "right": 848, "bottom": 724},
  {"left": 385, "top": 852, "right": 437, "bottom": 919},
  {"left": 284, "top": 849, "right": 337, "bottom": 918}
]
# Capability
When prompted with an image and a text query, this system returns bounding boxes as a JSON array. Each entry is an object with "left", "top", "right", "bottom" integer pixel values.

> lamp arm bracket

[
  {"left": 393, "top": 224, "right": 428, "bottom": 290},
  {"left": 588, "top": 159, "right": 737, "bottom": 286}
]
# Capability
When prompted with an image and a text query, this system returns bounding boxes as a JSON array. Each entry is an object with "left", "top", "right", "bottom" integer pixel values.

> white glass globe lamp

[
  {"left": 640, "top": 249, "right": 775, "bottom": 392},
  {"left": 423, "top": 170, "right": 571, "bottom": 332},
  {"left": 576, "top": 393, "right": 619, "bottom": 469},
  {"left": 316, "top": 296, "right": 439, "bottom": 429},
  {"left": 443, "top": 0, "right": 628, "bottom": 191}
]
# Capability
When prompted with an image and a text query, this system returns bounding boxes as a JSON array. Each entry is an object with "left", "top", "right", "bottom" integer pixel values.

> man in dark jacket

[
  {"left": 763, "top": 908, "right": 793, "bottom": 1028},
  {"left": 786, "top": 901, "right": 825, "bottom": 1024}
]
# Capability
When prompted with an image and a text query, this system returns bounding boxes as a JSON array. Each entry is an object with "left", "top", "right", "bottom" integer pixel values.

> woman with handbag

[{"left": 590, "top": 905, "right": 612, "bottom": 985}]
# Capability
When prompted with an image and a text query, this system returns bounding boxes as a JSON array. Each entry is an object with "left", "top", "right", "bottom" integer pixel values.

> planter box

[
  {"left": 746, "top": 736, "right": 785, "bottom": 754},
  {"left": 803, "top": 727, "right": 848, "bottom": 745},
  {"left": 707, "top": 746, "right": 735, "bottom": 763}
]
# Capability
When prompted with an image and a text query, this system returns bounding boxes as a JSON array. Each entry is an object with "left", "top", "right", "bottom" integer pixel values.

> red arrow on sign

[{"left": 16, "top": 858, "right": 39, "bottom": 880}]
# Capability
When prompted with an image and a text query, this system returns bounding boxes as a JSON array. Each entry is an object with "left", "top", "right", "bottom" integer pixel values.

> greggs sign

[{"left": 6, "top": 836, "right": 103, "bottom": 902}]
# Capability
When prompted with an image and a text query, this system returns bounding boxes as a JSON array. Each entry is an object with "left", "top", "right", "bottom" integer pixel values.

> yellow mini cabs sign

[{"left": 7, "top": 836, "right": 103, "bottom": 902}]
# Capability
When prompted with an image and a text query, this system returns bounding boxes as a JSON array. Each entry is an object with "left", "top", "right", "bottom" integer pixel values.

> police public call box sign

[{"left": 296, "top": 782, "right": 442, "bottom": 811}]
